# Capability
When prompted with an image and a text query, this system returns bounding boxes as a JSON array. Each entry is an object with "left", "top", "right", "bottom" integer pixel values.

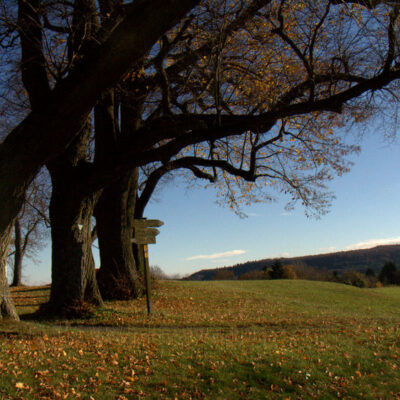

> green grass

[{"left": 1, "top": 280, "right": 400, "bottom": 399}]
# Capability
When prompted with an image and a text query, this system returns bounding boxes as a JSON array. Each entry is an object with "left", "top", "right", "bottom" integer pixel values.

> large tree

[
  {"left": 0, "top": 0, "right": 200, "bottom": 319},
  {"left": 2, "top": 0, "right": 400, "bottom": 319}
]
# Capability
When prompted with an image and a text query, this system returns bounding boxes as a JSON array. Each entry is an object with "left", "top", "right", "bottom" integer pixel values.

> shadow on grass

[
  {"left": 13, "top": 295, "right": 50, "bottom": 299},
  {"left": 0, "top": 319, "right": 48, "bottom": 339},
  {"left": 19, "top": 308, "right": 51, "bottom": 322},
  {"left": 11, "top": 285, "right": 51, "bottom": 294}
]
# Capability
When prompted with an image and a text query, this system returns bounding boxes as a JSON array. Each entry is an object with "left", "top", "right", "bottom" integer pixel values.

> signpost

[{"left": 132, "top": 218, "right": 164, "bottom": 315}]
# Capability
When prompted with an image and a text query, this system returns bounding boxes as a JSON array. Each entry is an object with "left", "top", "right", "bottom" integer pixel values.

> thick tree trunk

[
  {"left": 11, "top": 219, "right": 23, "bottom": 287},
  {"left": 47, "top": 167, "right": 103, "bottom": 315},
  {"left": 0, "top": 225, "right": 19, "bottom": 320},
  {"left": 95, "top": 169, "right": 143, "bottom": 300}
]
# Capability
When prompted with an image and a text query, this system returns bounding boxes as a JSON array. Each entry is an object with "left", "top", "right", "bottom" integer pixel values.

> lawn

[{"left": 1, "top": 280, "right": 400, "bottom": 399}]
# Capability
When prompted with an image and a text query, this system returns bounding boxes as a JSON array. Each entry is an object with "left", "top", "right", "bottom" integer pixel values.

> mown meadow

[{"left": 1, "top": 280, "right": 400, "bottom": 399}]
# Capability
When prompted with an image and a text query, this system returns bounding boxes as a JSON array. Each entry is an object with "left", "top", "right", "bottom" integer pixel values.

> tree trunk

[
  {"left": 47, "top": 166, "right": 103, "bottom": 315},
  {"left": 0, "top": 225, "right": 19, "bottom": 320},
  {"left": 95, "top": 169, "right": 143, "bottom": 300},
  {"left": 11, "top": 219, "right": 23, "bottom": 287}
]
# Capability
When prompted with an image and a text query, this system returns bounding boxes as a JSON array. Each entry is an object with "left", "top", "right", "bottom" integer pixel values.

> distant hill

[{"left": 186, "top": 244, "right": 400, "bottom": 281}]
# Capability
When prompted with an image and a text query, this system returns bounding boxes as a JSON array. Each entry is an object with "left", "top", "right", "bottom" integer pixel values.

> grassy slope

[{"left": 0, "top": 280, "right": 399, "bottom": 399}]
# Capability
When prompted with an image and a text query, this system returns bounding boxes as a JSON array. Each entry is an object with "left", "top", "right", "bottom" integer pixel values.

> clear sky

[{"left": 14, "top": 124, "right": 400, "bottom": 285}]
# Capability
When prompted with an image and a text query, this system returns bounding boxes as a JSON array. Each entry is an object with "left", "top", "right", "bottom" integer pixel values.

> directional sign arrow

[
  {"left": 132, "top": 236, "right": 157, "bottom": 245},
  {"left": 134, "top": 227, "right": 159, "bottom": 237},
  {"left": 144, "top": 227, "right": 160, "bottom": 236},
  {"left": 134, "top": 232, "right": 157, "bottom": 240},
  {"left": 133, "top": 219, "right": 164, "bottom": 228},
  {"left": 134, "top": 227, "right": 145, "bottom": 236},
  {"left": 132, "top": 218, "right": 163, "bottom": 245}
]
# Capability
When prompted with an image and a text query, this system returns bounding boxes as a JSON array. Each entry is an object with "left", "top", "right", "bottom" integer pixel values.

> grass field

[{"left": 1, "top": 280, "right": 400, "bottom": 399}]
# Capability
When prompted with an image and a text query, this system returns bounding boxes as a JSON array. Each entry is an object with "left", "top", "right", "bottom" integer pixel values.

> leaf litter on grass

[{"left": 1, "top": 280, "right": 399, "bottom": 399}]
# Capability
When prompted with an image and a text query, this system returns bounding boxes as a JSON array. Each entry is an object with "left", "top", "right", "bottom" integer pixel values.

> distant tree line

[
  {"left": 189, "top": 245, "right": 400, "bottom": 281},
  {"left": 212, "top": 260, "right": 400, "bottom": 289}
]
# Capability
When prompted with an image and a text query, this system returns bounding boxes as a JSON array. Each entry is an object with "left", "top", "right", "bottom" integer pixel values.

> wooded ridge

[{"left": 186, "top": 245, "right": 400, "bottom": 280}]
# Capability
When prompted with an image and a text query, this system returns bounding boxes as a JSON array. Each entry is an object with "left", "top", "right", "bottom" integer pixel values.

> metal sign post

[{"left": 132, "top": 218, "right": 164, "bottom": 316}]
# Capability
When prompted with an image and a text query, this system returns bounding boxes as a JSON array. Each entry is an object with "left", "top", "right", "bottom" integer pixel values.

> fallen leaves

[{"left": 2, "top": 281, "right": 400, "bottom": 399}]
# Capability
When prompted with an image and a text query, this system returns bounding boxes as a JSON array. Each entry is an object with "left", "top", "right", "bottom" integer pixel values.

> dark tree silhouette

[
  {"left": 270, "top": 260, "right": 285, "bottom": 280},
  {"left": 379, "top": 261, "right": 397, "bottom": 285}
]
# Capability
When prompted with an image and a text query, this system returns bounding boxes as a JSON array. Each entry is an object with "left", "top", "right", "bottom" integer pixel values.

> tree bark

[
  {"left": 46, "top": 122, "right": 103, "bottom": 315},
  {"left": 11, "top": 220, "right": 23, "bottom": 287},
  {"left": 0, "top": 225, "right": 19, "bottom": 320},
  {"left": 95, "top": 169, "right": 143, "bottom": 300},
  {"left": 47, "top": 166, "right": 103, "bottom": 314}
]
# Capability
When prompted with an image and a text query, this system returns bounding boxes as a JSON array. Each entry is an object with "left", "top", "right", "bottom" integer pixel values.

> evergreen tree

[
  {"left": 378, "top": 261, "right": 397, "bottom": 285},
  {"left": 270, "top": 260, "right": 285, "bottom": 280}
]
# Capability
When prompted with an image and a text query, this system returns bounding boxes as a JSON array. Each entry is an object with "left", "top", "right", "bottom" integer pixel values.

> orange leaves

[
  {"left": 3, "top": 281, "right": 400, "bottom": 398},
  {"left": 35, "top": 369, "right": 50, "bottom": 377},
  {"left": 125, "top": 369, "right": 136, "bottom": 383}
]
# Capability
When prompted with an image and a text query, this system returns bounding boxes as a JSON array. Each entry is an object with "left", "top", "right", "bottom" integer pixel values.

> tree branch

[{"left": 17, "top": 0, "right": 51, "bottom": 110}]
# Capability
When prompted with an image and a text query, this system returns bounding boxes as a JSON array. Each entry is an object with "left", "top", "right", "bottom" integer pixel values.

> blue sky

[
  {"left": 14, "top": 126, "right": 400, "bottom": 284},
  {"left": 146, "top": 129, "right": 400, "bottom": 277}
]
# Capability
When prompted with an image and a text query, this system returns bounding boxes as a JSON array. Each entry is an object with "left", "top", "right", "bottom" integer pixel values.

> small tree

[
  {"left": 379, "top": 261, "right": 397, "bottom": 285},
  {"left": 340, "top": 271, "right": 369, "bottom": 288},
  {"left": 282, "top": 265, "right": 298, "bottom": 280},
  {"left": 150, "top": 266, "right": 168, "bottom": 280}
]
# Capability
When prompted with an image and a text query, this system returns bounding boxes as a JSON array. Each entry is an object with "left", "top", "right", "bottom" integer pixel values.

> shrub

[
  {"left": 365, "top": 276, "right": 380, "bottom": 288},
  {"left": 340, "top": 271, "right": 369, "bottom": 288},
  {"left": 290, "top": 263, "right": 333, "bottom": 282}
]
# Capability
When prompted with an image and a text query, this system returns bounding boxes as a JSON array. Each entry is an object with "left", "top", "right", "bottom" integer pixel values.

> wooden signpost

[{"left": 132, "top": 218, "right": 164, "bottom": 315}]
